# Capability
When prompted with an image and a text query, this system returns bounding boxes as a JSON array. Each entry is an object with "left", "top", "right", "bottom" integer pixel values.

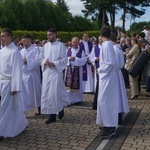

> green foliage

[
  {"left": 126, "top": 21, "right": 150, "bottom": 36},
  {"left": 81, "top": 0, "right": 150, "bottom": 30},
  {"left": 0, "top": 29, "right": 100, "bottom": 43},
  {"left": 0, "top": 0, "right": 95, "bottom": 31}
]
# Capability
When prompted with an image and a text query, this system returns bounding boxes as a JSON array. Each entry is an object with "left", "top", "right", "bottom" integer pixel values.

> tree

[
  {"left": 70, "top": 16, "right": 93, "bottom": 32},
  {"left": 0, "top": 0, "right": 99, "bottom": 31},
  {"left": 56, "top": 0, "right": 70, "bottom": 14},
  {"left": 118, "top": 0, "right": 150, "bottom": 31},
  {"left": 81, "top": 0, "right": 150, "bottom": 31},
  {"left": 24, "top": 0, "right": 41, "bottom": 30}
]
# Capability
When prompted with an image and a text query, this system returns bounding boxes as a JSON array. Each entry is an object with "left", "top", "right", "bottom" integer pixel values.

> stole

[
  {"left": 94, "top": 45, "right": 100, "bottom": 80},
  {"left": 94, "top": 45, "right": 100, "bottom": 69},
  {"left": 79, "top": 41, "right": 93, "bottom": 81},
  {"left": 65, "top": 48, "right": 82, "bottom": 92}
]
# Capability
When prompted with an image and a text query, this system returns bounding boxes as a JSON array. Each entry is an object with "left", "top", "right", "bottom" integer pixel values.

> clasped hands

[
  {"left": 23, "top": 57, "right": 27, "bottom": 64},
  {"left": 69, "top": 57, "right": 75, "bottom": 61},
  {"left": 44, "top": 59, "right": 55, "bottom": 68}
]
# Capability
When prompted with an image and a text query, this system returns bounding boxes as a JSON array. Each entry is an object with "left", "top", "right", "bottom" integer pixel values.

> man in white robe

[
  {"left": 89, "top": 36, "right": 102, "bottom": 110},
  {"left": 0, "top": 28, "right": 28, "bottom": 140},
  {"left": 40, "top": 28, "right": 70, "bottom": 124},
  {"left": 96, "top": 26, "right": 118, "bottom": 138},
  {"left": 20, "top": 34, "right": 41, "bottom": 114},
  {"left": 79, "top": 33, "right": 94, "bottom": 93},
  {"left": 64, "top": 37, "right": 86, "bottom": 104},
  {"left": 110, "top": 33, "right": 129, "bottom": 125},
  {"left": 90, "top": 36, "right": 103, "bottom": 92}
]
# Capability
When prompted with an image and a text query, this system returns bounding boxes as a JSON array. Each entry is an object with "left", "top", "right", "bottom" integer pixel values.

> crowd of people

[{"left": 0, "top": 25, "right": 150, "bottom": 140}]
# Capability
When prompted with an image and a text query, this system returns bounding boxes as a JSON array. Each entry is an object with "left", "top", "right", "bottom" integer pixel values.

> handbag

[
  {"left": 146, "top": 75, "right": 150, "bottom": 92},
  {"left": 128, "top": 51, "right": 149, "bottom": 77}
]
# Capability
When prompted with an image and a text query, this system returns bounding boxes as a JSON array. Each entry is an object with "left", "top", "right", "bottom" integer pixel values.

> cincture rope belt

[
  {"left": 0, "top": 75, "right": 17, "bottom": 109},
  {"left": 0, "top": 76, "right": 11, "bottom": 80}
]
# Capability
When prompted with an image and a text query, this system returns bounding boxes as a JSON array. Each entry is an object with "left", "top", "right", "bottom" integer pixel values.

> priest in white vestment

[
  {"left": 89, "top": 36, "right": 102, "bottom": 110},
  {"left": 64, "top": 37, "right": 86, "bottom": 104},
  {"left": 110, "top": 33, "right": 129, "bottom": 124},
  {"left": 40, "top": 28, "right": 70, "bottom": 124},
  {"left": 79, "top": 33, "right": 94, "bottom": 93},
  {"left": 20, "top": 34, "right": 41, "bottom": 114},
  {"left": 89, "top": 36, "right": 102, "bottom": 92},
  {"left": 0, "top": 28, "right": 28, "bottom": 139},
  {"left": 96, "top": 26, "right": 118, "bottom": 138}
]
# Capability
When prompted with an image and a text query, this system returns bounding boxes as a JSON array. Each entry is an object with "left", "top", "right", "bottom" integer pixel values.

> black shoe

[
  {"left": 0, "top": 136, "right": 4, "bottom": 141},
  {"left": 130, "top": 95, "right": 138, "bottom": 100},
  {"left": 99, "top": 126, "right": 108, "bottom": 130},
  {"left": 118, "top": 113, "right": 123, "bottom": 125},
  {"left": 35, "top": 112, "right": 41, "bottom": 116},
  {"left": 35, "top": 107, "right": 41, "bottom": 116},
  {"left": 45, "top": 114, "right": 56, "bottom": 124},
  {"left": 59, "top": 109, "right": 64, "bottom": 120},
  {"left": 100, "top": 127, "right": 116, "bottom": 139}
]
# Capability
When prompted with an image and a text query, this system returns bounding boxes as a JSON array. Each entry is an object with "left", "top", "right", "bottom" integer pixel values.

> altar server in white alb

[
  {"left": 0, "top": 28, "right": 28, "bottom": 140},
  {"left": 40, "top": 28, "right": 70, "bottom": 124},
  {"left": 110, "top": 33, "right": 129, "bottom": 125},
  {"left": 96, "top": 26, "right": 118, "bottom": 138},
  {"left": 20, "top": 34, "right": 41, "bottom": 115},
  {"left": 79, "top": 33, "right": 94, "bottom": 93},
  {"left": 64, "top": 37, "right": 86, "bottom": 104}
]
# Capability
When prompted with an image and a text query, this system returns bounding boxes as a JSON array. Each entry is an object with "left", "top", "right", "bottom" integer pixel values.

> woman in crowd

[{"left": 125, "top": 37, "right": 140, "bottom": 99}]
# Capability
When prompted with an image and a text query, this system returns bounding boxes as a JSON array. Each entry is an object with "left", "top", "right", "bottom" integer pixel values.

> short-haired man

[
  {"left": 79, "top": 33, "right": 94, "bottom": 93},
  {"left": 40, "top": 28, "right": 70, "bottom": 124},
  {"left": 0, "top": 28, "right": 28, "bottom": 140},
  {"left": 20, "top": 34, "right": 41, "bottom": 115},
  {"left": 96, "top": 26, "right": 118, "bottom": 138}
]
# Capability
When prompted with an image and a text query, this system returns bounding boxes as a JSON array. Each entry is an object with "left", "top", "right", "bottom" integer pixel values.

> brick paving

[{"left": 0, "top": 87, "right": 150, "bottom": 150}]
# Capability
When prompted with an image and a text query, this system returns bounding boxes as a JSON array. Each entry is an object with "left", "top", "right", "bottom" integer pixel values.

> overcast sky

[
  {"left": 52, "top": 0, "right": 85, "bottom": 16},
  {"left": 52, "top": 0, "right": 150, "bottom": 30}
]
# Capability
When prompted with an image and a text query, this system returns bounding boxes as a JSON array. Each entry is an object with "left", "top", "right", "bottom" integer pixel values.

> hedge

[{"left": 0, "top": 29, "right": 100, "bottom": 43}]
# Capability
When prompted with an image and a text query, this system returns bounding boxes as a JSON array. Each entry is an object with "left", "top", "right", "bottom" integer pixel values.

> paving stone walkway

[{"left": 0, "top": 87, "right": 150, "bottom": 150}]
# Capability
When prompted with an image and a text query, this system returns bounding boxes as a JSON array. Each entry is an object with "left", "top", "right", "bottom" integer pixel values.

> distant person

[
  {"left": 138, "top": 32, "right": 149, "bottom": 46},
  {"left": 89, "top": 36, "right": 102, "bottom": 110},
  {"left": 41, "top": 40, "right": 47, "bottom": 47},
  {"left": 131, "top": 32, "right": 137, "bottom": 38},
  {"left": 40, "top": 28, "right": 70, "bottom": 124},
  {"left": 125, "top": 38, "right": 140, "bottom": 99},
  {"left": 0, "top": 28, "right": 28, "bottom": 140},
  {"left": 67, "top": 41, "right": 72, "bottom": 50},
  {"left": 12, "top": 35, "right": 22, "bottom": 50},
  {"left": 79, "top": 33, "right": 94, "bottom": 93},
  {"left": 142, "top": 25, "right": 150, "bottom": 41},
  {"left": 122, "top": 38, "right": 132, "bottom": 88}
]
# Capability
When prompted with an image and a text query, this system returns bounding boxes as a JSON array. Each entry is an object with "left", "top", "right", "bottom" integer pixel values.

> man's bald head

[{"left": 71, "top": 37, "right": 79, "bottom": 49}]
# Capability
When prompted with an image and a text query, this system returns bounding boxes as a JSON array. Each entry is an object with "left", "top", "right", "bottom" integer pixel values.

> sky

[{"left": 52, "top": 0, "right": 150, "bottom": 30}]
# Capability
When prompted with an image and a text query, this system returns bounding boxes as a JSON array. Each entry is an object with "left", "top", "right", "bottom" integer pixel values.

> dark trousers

[
  {"left": 93, "top": 79, "right": 99, "bottom": 110},
  {"left": 121, "top": 67, "right": 130, "bottom": 88}
]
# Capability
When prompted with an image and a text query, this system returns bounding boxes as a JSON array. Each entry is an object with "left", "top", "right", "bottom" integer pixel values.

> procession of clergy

[{"left": 0, "top": 26, "right": 130, "bottom": 140}]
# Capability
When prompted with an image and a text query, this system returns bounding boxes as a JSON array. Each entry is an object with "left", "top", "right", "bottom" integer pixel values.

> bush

[{"left": 0, "top": 29, "right": 100, "bottom": 42}]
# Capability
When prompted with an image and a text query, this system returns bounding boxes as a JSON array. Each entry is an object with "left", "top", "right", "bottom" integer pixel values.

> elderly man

[{"left": 64, "top": 37, "right": 86, "bottom": 104}]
